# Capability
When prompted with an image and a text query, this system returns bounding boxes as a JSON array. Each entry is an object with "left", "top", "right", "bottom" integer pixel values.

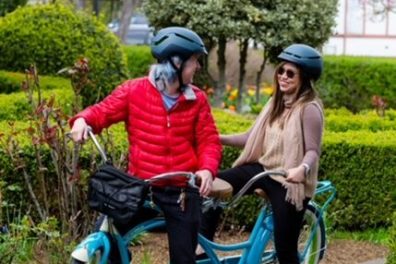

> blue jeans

[{"left": 96, "top": 185, "right": 201, "bottom": 264}]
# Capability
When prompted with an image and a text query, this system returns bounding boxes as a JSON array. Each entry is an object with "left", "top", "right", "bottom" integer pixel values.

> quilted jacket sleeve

[
  {"left": 69, "top": 81, "right": 131, "bottom": 133},
  {"left": 194, "top": 93, "right": 222, "bottom": 177}
]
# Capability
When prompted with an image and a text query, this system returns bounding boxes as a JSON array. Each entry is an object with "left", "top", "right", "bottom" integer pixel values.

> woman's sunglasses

[{"left": 278, "top": 67, "right": 298, "bottom": 79}]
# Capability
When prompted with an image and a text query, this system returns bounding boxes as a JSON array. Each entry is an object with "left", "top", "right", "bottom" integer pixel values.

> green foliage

[
  {"left": 0, "top": 216, "right": 73, "bottom": 263},
  {"left": 330, "top": 228, "right": 389, "bottom": 245},
  {"left": 0, "top": 70, "right": 71, "bottom": 94},
  {"left": 123, "top": 45, "right": 155, "bottom": 78},
  {"left": 387, "top": 212, "right": 396, "bottom": 264},
  {"left": 0, "top": 0, "right": 27, "bottom": 16},
  {"left": 325, "top": 108, "right": 396, "bottom": 132},
  {"left": 0, "top": 88, "right": 74, "bottom": 120},
  {"left": 317, "top": 56, "right": 396, "bottom": 112},
  {"left": 250, "top": 0, "right": 338, "bottom": 63},
  {"left": 213, "top": 110, "right": 396, "bottom": 230},
  {"left": 321, "top": 131, "right": 396, "bottom": 229},
  {"left": 0, "top": 3, "right": 128, "bottom": 107}
]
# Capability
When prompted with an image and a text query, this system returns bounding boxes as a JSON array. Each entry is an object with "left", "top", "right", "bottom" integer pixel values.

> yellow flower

[
  {"left": 247, "top": 89, "right": 255, "bottom": 97},
  {"left": 231, "top": 89, "right": 238, "bottom": 97},
  {"left": 262, "top": 86, "right": 274, "bottom": 95}
]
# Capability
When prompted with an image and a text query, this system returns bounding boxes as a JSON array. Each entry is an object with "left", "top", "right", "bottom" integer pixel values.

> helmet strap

[{"left": 168, "top": 58, "right": 187, "bottom": 92}]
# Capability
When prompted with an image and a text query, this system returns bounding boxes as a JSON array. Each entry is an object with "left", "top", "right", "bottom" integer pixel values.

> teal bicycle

[{"left": 70, "top": 132, "right": 336, "bottom": 264}]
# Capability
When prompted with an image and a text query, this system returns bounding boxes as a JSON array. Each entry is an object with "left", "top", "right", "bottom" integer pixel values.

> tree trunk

[
  {"left": 117, "top": 0, "right": 136, "bottom": 42},
  {"left": 255, "top": 48, "right": 269, "bottom": 104},
  {"left": 92, "top": 0, "right": 99, "bottom": 16},
  {"left": 214, "top": 37, "right": 227, "bottom": 107},
  {"left": 237, "top": 38, "right": 249, "bottom": 112}
]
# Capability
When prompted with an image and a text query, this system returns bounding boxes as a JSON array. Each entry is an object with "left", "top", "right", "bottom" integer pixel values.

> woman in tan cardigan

[{"left": 198, "top": 44, "right": 324, "bottom": 264}]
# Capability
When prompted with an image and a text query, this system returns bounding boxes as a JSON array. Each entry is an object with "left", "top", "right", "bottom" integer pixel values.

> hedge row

[
  {"left": 317, "top": 56, "right": 396, "bottom": 112},
  {"left": 387, "top": 212, "right": 396, "bottom": 264},
  {"left": 0, "top": 70, "right": 71, "bottom": 94},
  {"left": 0, "top": 110, "right": 395, "bottom": 230},
  {"left": 0, "top": 88, "right": 74, "bottom": 120},
  {"left": 213, "top": 111, "right": 396, "bottom": 229},
  {"left": 325, "top": 108, "right": 396, "bottom": 132}
]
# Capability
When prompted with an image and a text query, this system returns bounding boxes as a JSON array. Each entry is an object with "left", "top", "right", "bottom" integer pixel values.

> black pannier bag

[{"left": 87, "top": 162, "right": 149, "bottom": 222}]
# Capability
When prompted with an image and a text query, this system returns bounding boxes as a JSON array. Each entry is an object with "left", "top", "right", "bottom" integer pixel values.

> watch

[{"left": 302, "top": 163, "right": 311, "bottom": 177}]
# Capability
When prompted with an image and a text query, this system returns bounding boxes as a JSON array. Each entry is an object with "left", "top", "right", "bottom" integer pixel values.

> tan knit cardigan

[{"left": 233, "top": 97, "right": 324, "bottom": 210}]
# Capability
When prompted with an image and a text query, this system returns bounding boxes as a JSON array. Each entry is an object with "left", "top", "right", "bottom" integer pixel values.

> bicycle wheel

[{"left": 298, "top": 204, "right": 326, "bottom": 264}]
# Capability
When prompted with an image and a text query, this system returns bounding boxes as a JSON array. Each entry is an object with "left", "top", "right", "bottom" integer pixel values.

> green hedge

[
  {"left": 325, "top": 108, "right": 396, "bottom": 132},
  {"left": 321, "top": 131, "right": 396, "bottom": 229},
  {"left": 123, "top": 45, "right": 155, "bottom": 78},
  {"left": 318, "top": 56, "right": 396, "bottom": 112},
  {"left": 0, "top": 3, "right": 128, "bottom": 107},
  {"left": 387, "top": 212, "right": 396, "bottom": 264},
  {"left": 0, "top": 88, "right": 74, "bottom": 120},
  {"left": 1, "top": 109, "right": 395, "bottom": 230},
  {"left": 0, "top": 70, "right": 71, "bottom": 94}
]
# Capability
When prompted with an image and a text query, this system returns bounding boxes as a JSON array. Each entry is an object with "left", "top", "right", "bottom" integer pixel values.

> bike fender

[{"left": 71, "top": 232, "right": 111, "bottom": 262}]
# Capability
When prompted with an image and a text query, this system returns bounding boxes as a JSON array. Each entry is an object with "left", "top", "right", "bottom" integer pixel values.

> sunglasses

[{"left": 278, "top": 67, "right": 298, "bottom": 79}]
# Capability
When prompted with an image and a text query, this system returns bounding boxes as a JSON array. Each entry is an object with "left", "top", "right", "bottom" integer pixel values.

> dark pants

[
  {"left": 96, "top": 186, "right": 201, "bottom": 264},
  {"left": 200, "top": 163, "right": 309, "bottom": 264}
]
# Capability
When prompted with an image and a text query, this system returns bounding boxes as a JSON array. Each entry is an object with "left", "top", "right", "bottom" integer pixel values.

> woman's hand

[
  {"left": 195, "top": 169, "right": 213, "bottom": 196},
  {"left": 70, "top": 118, "right": 89, "bottom": 143},
  {"left": 286, "top": 165, "right": 305, "bottom": 183}
]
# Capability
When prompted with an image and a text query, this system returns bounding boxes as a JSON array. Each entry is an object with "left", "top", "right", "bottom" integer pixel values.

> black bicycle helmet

[
  {"left": 278, "top": 44, "right": 323, "bottom": 81},
  {"left": 151, "top": 27, "right": 207, "bottom": 62}
]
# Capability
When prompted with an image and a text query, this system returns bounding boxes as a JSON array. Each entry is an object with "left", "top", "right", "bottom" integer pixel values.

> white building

[{"left": 324, "top": 0, "right": 396, "bottom": 57}]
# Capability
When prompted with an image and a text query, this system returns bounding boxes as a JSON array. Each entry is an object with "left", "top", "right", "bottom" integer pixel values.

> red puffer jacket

[{"left": 70, "top": 77, "right": 222, "bottom": 185}]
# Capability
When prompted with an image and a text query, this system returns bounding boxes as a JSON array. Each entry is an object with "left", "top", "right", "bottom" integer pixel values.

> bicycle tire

[{"left": 298, "top": 204, "right": 326, "bottom": 264}]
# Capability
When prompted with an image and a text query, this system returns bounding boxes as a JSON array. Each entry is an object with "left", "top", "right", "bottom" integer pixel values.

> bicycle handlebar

[{"left": 146, "top": 171, "right": 197, "bottom": 188}]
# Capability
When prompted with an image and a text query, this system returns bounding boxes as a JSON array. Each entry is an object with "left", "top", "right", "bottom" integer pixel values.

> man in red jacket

[{"left": 70, "top": 27, "right": 221, "bottom": 264}]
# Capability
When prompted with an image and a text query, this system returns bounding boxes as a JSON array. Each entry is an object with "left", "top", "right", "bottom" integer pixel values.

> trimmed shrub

[
  {"left": 387, "top": 212, "right": 396, "bottom": 264},
  {"left": 123, "top": 45, "right": 155, "bottom": 78},
  {"left": 325, "top": 108, "right": 396, "bottom": 132},
  {"left": 321, "top": 130, "right": 396, "bottom": 229},
  {"left": 0, "top": 4, "right": 128, "bottom": 107},
  {"left": 0, "top": 88, "right": 74, "bottom": 120},
  {"left": 0, "top": 71, "right": 71, "bottom": 94},
  {"left": 317, "top": 56, "right": 396, "bottom": 112}
]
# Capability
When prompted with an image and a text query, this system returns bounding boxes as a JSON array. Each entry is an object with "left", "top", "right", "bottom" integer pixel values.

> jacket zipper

[{"left": 166, "top": 102, "right": 179, "bottom": 128}]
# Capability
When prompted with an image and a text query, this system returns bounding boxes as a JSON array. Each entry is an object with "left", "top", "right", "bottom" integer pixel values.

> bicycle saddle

[{"left": 209, "top": 178, "right": 233, "bottom": 199}]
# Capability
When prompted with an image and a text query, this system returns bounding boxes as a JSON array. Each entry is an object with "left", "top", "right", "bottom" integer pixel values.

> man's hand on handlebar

[
  {"left": 70, "top": 118, "right": 90, "bottom": 143},
  {"left": 195, "top": 169, "right": 213, "bottom": 197}
]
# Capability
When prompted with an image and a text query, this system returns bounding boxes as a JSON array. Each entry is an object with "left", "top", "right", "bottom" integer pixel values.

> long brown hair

[{"left": 268, "top": 62, "right": 318, "bottom": 125}]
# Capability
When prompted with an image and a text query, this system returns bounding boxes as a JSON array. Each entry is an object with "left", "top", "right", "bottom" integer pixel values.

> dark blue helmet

[
  {"left": 278, "top": 44, "right": 323, "bottom": 81},
  {"left": 151, "top": 27, "right": 207, "bottom": 62}
]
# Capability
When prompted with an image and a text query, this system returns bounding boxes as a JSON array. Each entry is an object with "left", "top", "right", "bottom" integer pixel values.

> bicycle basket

[{"left": 88, "top": 163, "right": 149, "bottom": 222}]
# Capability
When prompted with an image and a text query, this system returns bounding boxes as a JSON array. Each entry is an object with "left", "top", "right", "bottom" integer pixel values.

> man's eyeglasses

[{"left": 278, "top": 67, "right": 298, "bottom": 79}]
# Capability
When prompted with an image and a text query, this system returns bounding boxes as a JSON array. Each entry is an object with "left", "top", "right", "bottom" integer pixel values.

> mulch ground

[{"left": 130, "top": 231, "right": 389, "bottom": 264}]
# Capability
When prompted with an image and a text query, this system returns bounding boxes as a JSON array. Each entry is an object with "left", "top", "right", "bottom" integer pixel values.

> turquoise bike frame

[
  {"left": 71, "top": 181, "right": 335, "bottom": 264},
  {"left": 195, "top": 180, "right": 336, "bottom": 264}
]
